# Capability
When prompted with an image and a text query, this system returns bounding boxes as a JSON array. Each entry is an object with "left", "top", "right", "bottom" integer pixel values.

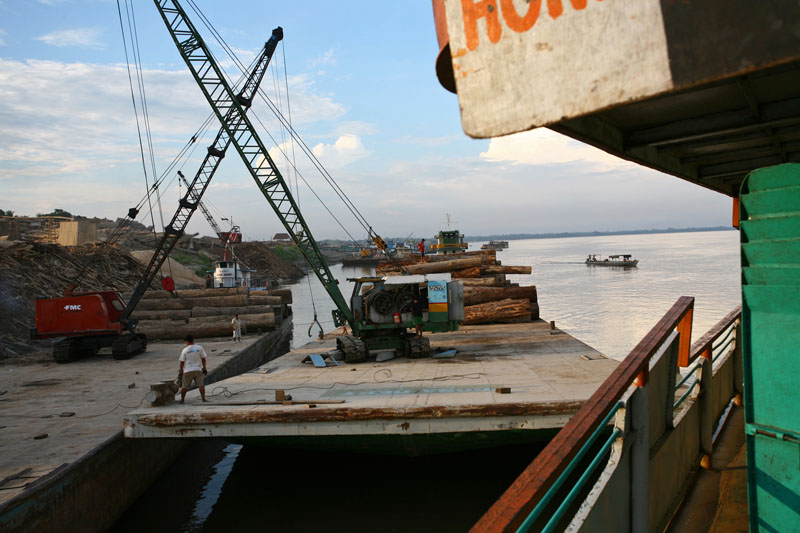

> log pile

[
  {"left": 377, "top": 249, "right": 539, "bottom": 325},
  {"left": 126, "top": 286, "right": 291, "bottom": 341}
]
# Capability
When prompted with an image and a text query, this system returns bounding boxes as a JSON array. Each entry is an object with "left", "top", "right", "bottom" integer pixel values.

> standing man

[
  {"left": 412, "top": 296, "right": 424, "bottom": 337},
  {"left": 231, "top": 313, "right": 242, "bottom": 343},
  {"left": 418, "top": 238, "right": 426, "bottom": 258},
  {"left": 179, "top": 335, "right": 208, "bottom": 404}
]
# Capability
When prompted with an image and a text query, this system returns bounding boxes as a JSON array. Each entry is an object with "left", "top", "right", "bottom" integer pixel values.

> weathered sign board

[{"left": 442, "top": 0, "right": 800, "bottom": 139}]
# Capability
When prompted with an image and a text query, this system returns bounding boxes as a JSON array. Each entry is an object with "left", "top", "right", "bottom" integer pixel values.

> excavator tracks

[
  {"left": 405, "top": 336, "right": 431, "bottom": 359},
  {"left": 53, "top": 339, "right": 78, "bottom": 364},
  {"left": 112, "top": 333, "right": 147, "bottom": 360},
  {"left": 337, "top": 335, "right": 368, "bottom": 363}
]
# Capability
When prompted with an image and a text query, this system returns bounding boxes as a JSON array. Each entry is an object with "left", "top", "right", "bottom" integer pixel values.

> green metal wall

[{"left": 740, "top": 163, "right": 800, "bottom": 531}]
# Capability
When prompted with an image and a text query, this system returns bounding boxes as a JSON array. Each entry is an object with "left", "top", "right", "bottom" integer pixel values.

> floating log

[
  {"left": 451, "top": 266, "right": 481, "bottom": 278},
  {"left": 463, "top": 298, "right": 532, "bottom": 325},
  {"left": 136, "top": 294, "right": 249, "bottom": 311},
  {"left": 191, "top": 305, "right": 275, "bottom": 318},
  {"left": 403, "top": 256, "right": 484, "bottom": 275},
  {"left": 463, "top": 286, "right": 538, "bottom": 306},
  {"left": 130, "top": 309, "right": 192, "bottom": 321},
  {"left": 480, "top": 265, "right": 532, "bottom": 275},
  {"left": 458, "top": 278, "right": 509, "bottom": 287},
  {"left": 248, "top": 295, "right": 282, "bottom": 306}
]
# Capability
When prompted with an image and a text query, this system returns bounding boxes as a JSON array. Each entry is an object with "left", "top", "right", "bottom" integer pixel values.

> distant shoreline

[{"left": 464, "top": 226, "right": 734, "bottom": 242}]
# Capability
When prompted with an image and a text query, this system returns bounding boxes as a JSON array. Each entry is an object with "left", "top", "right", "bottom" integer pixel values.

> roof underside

[{"left": 552, "top": 62, "right": 800, "bottom": 198}]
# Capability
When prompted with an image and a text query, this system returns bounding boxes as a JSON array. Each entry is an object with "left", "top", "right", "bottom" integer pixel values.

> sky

[{"left": 0, "top": 0, "right": 733, "bottom": 242}]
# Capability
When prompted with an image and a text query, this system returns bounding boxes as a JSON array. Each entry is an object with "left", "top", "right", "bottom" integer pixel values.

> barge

[{"left": 123, "top": 320, "right": 618, "bottom": 455}]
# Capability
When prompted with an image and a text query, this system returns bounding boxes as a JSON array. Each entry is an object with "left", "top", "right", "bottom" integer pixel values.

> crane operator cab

[{"left": 337, "top": 274, "right": 464, "bottom": 363}]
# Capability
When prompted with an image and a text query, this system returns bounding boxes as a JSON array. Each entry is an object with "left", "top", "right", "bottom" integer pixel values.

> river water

[{"left": 113, "top": 230, "right": 741, "bottom": 532}]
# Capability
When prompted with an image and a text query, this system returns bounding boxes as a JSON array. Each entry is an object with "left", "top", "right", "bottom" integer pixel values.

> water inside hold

[{"left": 114, "top": 230, "right": 741, "bottom": 530}]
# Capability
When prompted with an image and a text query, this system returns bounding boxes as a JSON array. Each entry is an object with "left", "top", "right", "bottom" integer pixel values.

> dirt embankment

[
  {"left": 0, "top": 242, "right": 157, "bottom": 359},
  {"left": 230, "top": 242, "right": 304, "bottom": 280}
]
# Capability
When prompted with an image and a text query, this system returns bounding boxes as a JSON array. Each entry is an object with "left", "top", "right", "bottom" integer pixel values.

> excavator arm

[
  {"left": 120, "top": 27, "right": 283, "bottom": 326},
  {"left": 153, "top": 0, "right": 354, "bottom": 328}
]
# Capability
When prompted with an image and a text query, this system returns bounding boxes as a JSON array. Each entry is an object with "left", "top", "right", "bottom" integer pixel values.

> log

[
  {"left": 463, "top": 298, "right": 532, "bottom": 325},
  {"left": 376, "top": 250, "right": 496, "bottom": 273},
  {"left": 137, "top": 320, "right": 276, "bottom": 341},
  {"left": 130, "top": 309, "right": 192, "bottom": 321},
  {"left": 188, "top": 313, "right": 275, "bottom": 327},
  {"left": 458, "top": 278, "right": 508, "bottom": 287},
  {"left": 403, "top": 256, "right": 484, "bottom": 275},
  {"left": 136, "top": 294, "right": 249, "bottom": 311},
  {"left": 248, "top": 295, "right": 282, "bottom": 306},
  {"left": 451, "top": 266, "right": 481, "bottom": 279},
  {"left": 122, "top": 287, "right": 250, "bottom": 300},
  {"left": 191, "top": 305, "right": 275, "bottom": 318},
  {"left": 268, "top": 289, "right": 292, "bottom": 304},
  {"left": 480, "top": 265, "right": 532, "bottom": 275},
  {"left": 463, "top": 286, "right": 538, "bottom": 306},
  {"left": 135, "top": 318, "right": 187, "bottom": 329}
]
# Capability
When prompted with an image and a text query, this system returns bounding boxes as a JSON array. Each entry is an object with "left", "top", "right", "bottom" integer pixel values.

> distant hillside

[{"left": 464, "top": 226, "right": 734, "bottom": 242}]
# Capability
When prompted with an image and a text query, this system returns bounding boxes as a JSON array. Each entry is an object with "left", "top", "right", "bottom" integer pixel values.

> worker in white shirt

[
  {"left": 178, "top": 335, "right": 208, "bottom": 403},
  {"left": 231, "top": 314, "right": 242, "bottom": 342}
]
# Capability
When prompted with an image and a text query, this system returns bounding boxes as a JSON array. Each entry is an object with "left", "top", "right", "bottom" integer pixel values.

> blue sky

[{"left": 0, "top": 0, "right": 732, "bottom": 241}]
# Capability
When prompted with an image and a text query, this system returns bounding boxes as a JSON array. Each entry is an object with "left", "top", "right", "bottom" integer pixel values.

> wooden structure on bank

[
  {"left": 377, "top": 249, "right": 538, "bottom": 324},
  {"left": 120, "top": 286, "right": 292, "bottom": 341}
]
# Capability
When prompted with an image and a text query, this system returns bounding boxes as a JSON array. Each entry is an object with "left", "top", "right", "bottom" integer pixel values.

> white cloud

[
  {"left": 311, "top": 134, "right": 371, "bottom": 169},
  {"left": 35, "top": 28, "right": 104, "bottom": 48},
  {"left": 310, "top": 48, "right": 335, "bottom": 68},
  {"left": 480, "top": 128, "right": 637, "bottom": 172}
]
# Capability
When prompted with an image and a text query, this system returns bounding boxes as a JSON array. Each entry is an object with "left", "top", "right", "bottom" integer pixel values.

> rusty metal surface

[
  {"left": 132, "top": 400, "right": 583, "bottom": 427},
  {"left": 472, "top": 296, "right": 695, "bottom": 532}
]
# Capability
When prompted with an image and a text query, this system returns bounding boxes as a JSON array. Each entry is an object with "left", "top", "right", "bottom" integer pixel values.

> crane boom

[
  {"left": 153, "top": 0, "right": 353, "bottom": 327},
  {"left": 181, "top": 170, "right": 225, "bottom": 240},
  {"left": 120, "top": 27, "right": 283, "bottom": 325}
]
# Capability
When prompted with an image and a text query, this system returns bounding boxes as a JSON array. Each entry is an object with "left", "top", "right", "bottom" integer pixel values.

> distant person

[
  {"left": 178, "top": 335, "right": 208, "bottom": 404},
  {"left": 231, "top": 314, "right": 242, "bottom": 343},
  {"left": 412, "top": 296, "right": 424, "bottom": 337},
  {"left": 418, "top": 238, "right": 426, "bottom": 257}
]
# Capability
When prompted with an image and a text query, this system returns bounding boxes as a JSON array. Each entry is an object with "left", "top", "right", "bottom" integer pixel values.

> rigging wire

[
  {"left": 116, "top": 0, "right": 158, "bottom": 245},
  {"left": 281, "top": 39, "right": 301, "bottom": 206},
  {"left": 183, "top": 0, "right": 371, "bottom": 246}
]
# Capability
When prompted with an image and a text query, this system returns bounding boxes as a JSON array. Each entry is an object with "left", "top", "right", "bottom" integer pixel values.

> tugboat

[
  {"left": 430, "top": 214, "right": 469, "bottom": 255},
  {"left": 585, "top": 254, "right": 639, "bottom": 267}
]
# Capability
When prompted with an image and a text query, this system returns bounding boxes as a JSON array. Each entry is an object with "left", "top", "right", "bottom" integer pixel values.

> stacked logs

[
  {"left": 376, "top": 249, "right": 539, "bottom": 325},
  {"left": 122, "top": 286, "right": 292, "bottom": 341}
]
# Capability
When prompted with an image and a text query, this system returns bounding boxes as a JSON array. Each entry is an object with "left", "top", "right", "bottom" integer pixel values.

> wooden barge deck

[{"left": 124, "top": 320, "right": 619, "bottom": 455}]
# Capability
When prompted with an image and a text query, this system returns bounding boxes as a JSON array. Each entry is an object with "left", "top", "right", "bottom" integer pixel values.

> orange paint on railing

[
  {"left": 732, "top": 197, "right": 740, "bottom": 228},
  {"left": 677, "top": 308, "right": 694, "bottom": 367}
]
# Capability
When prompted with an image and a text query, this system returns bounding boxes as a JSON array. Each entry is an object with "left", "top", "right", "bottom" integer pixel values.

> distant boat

[
  {"left": 586, "top": 254, "right": 639, "bottom": 267},
  {"left": 481, "top": 240, "right": 509, "bottom": 251}
]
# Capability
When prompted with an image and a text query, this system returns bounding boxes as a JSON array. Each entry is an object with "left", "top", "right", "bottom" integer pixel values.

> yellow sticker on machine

[{"left": 429, "top": 302, "right": 448, "bottom": 313}]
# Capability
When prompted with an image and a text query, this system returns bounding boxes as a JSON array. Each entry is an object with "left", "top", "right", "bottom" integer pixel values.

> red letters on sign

[{"left": 462, "top": 0, "right": 600, "bottom": 51}]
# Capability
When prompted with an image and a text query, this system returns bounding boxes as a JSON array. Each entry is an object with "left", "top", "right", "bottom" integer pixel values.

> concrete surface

[{"left": 0, "top": 326, "right": 287, "bottom": 506}]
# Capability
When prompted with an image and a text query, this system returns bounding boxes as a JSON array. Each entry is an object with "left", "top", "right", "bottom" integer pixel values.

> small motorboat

[{"left": 585, "top": 254, "right": 639, "bottom": 267}]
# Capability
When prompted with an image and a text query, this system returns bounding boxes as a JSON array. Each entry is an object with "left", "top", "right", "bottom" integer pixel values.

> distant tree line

[{"left": 0, "top": 208, "right": 74, "bottom": 218}]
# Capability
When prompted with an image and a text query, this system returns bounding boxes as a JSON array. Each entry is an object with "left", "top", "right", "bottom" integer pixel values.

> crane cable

[
  {"left": 184, "top": 0, "right": 367, "bottom": 248},
  {"left": 116, "top": 0, "right": 159, "bottom": 247}
]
